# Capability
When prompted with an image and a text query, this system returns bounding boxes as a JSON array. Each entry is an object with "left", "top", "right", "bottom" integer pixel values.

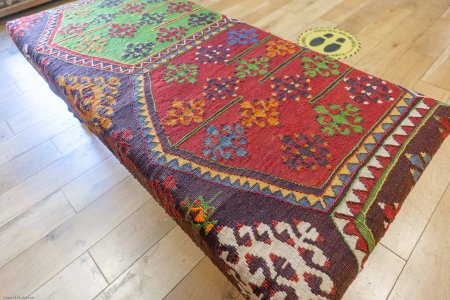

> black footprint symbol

[
  {"left": 324, "top": 37, "right": 346, "bottom": 53},
  {"left": 309, "top": 33, "right": 333, "bottom": 47}
]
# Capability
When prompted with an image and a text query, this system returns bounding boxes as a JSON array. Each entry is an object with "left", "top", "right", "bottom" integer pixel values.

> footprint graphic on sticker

[
  {"left": 324, "top": 37, "right": 346, "bottom": 53},
  {"left": 309, "top": 33, "right": 334, "bottom": 47},
  {"left": 298, "top": 28, "right": 360, "bottom": 59}
]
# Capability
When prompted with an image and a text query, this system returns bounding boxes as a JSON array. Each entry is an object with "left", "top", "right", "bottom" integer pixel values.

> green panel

[{"left": 52, "top": 0, "right": 221, "bottom": 65}]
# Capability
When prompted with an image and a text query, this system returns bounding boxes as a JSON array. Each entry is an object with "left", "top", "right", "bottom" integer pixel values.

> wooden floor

[{"left": 0, "top": 0, "right": 449, "bottom": 299}]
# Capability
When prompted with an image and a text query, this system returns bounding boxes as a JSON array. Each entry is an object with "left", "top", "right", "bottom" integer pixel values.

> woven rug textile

[{"left": 7, "top": 0, "right": 450, "bottom": 298}]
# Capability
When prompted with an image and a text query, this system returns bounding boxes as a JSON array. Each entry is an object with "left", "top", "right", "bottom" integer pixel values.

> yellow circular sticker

[{"left": 297, "top": 28, "right": 361, "bottom": 59}]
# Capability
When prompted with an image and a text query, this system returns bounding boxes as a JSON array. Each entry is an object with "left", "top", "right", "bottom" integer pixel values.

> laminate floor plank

[
  {"left": 31, "top": 252, "right": 108, "bottom": 300},
  {"left": 0, "top": 141, "right": 61, "bottom": 194},
  {"left": 0, "top": 141, "right": 110, "bottom": 227},
  {"left": 0, "top": 191, "right": 75, "bottom": 268},
  {"left": 62, "top": 155, "right": 129, "bottom": 212},
  {"left": 165, "top": 257, "right": 240, "bottom": 300},
  {"left": 89, "top": 201, "right": 176, "bottom": 282},
  {"left": 388, "top": 185, "right": 450, "bottom": 300},
  {"left": 0, "top": 112, "right": 78, "bottom": 165},
  {"left": 100, "top": 227, "right": 204, "bottom": 300},
  {"left": 0, "top": 176, "right": 148, "bottom": 296}
]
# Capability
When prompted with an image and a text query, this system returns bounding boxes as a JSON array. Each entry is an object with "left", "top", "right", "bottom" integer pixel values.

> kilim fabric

[{"left": 7, "top": 1, "right": 450, "bottom": 299}]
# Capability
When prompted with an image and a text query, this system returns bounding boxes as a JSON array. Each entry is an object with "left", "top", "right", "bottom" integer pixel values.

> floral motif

[
  {"left": 281, "top": 133, "right": 331, "bottom": 171},
  {"left": 6, "top": 12, "right": 44, "bottom": 41},
  {"left": 271, "top": 75, "right": 312, "bottom": 101},
  {"left": 74, "top": 36, "right": 108, "bottom": 53},
  {"left": 156, "top": 26, "right": 188, "bottom": 42},
  {"left": 235, "top": 57, "right": 270, "bottom": 78},
  {"left": 58, "top": 23, "right": 89, "bottom": 36},
  {"left": 203, "top": 124, "right": 248, "bottom": 161},
  {"left": 163, "top": 63, "right": 199, "bottom": 83},
  {"left": 265, "top": 39, "right": 296, "bottom": 58},
  {"left": 167, "top": 1, "right": 194, "bottom": 13},
  {"left": 164, "top": 99, "right": 206, "bottom": 126},
  {"left": 344, "top": 76, "right": 394, "bottom": 104},
  {"left": 301, "top": 55, "right": 341, "bottom": 77},
  {"left": 106, "top": 129, "right": 141, "bottom": 175},
  {"left": 216, "top": 220, "right": 335, "bottom": 299},
  {"left": 315, "top": 103, "right": 363, "bottom": 136},
  {"left": 146, "top": 175, "right": 182, "bottom": 221},
  {"left": 90, "top": 13, "right": 118, "bottom": 25},
  {"left": 107, "top": 129, "right": 134, "bottom": 161},
  {"left": 99, "top": 0, "right": 124, "bottom": 8},
  {"left": 109, "top": 24, "right": 138, "bottom": 38},
  {"left": 240, "top": 98, "right": 280, "bottom": 128},
  {"left": 57, "top": 75, "right": 120, "bottom": 133},
  {"left": 122, "top": 42, "right": 155, "bottom": 59},
  {"left": 195, "top": 44, "right": 230, "bottom": 64},
  {"left": 187, "top": 12, "right": 217, "bottom": 26},
  {"left": 227, "top": 28, "right": 259, "bottom": 45},
  {"left": 139, "top": 12, "right": 166, "bottom": 25},
  {"left": 180, "top": 193, "right": 219, "bottom": 235},
  {"left": 203, "top": 77, "right": 240, "bottom": 101},
  {"left": 120, "top": 2, "right": 146, "bottom": 14}
]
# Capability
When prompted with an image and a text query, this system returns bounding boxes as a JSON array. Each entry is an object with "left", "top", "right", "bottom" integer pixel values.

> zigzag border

[
  {"left": 133, "top": 71, "right": 421, "bottom": 211},
  {"left": 35, "top": 9, "right": 234, "bottom": 74},
  {"left": 332, "top": 95, "right": 436, "bottom": 269}
]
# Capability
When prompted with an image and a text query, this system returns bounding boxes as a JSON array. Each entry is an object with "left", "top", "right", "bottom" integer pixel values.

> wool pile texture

[{"left": 7, "top": 0, "right": 450, "bottom": 298}]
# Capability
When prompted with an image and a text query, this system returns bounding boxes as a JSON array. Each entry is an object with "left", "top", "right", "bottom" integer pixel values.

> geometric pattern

[
  {"left": 406, "top": 151, "right": 431, "bottom": 183},
  {"left": 135, "top": 75, "right": 427, "bottom": 212},
  {"left": 34, "top": 0, "right": 231, "bottom": 74},
  {"left": 7, "top": 0, "right": 450, "bottom": 299},
  {"left": 281, "top": 133, "right": 331, "bottom": 170},
  {"left": 217, "top": 219, "right": 336, "bottom": 299},
  {"left": 332, "top": 95, "right": 434, "bottom": 268}
]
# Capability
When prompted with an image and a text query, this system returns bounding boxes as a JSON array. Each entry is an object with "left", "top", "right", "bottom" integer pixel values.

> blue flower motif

[
  {"left": 227, "top": 28, "right": 259, "bottom": 45},
  {"left": 188, "top": 12, "right": 217, "bottom": 26},
  {"left": 90, "top": 13, "right": 119, "bottom": 25},
  {"left": 203, "top": 124, "right": 248, "bottom": 161},
  {"left": 139, "top": 12, "right": 166, "bottom": 26},
  {"left": 122, "top": 42, "right": 156, "bottom": 60},
  {"left": 98, "top": 0, "right": 124, "bottom": 8}
]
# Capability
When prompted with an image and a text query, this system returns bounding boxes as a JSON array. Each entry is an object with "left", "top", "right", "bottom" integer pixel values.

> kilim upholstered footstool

[{"left": 7, "top": 0, "right": 450, "bottom": 298}]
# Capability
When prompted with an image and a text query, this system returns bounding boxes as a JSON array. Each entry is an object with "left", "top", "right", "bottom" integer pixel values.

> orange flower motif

[
  {"left": 240, "top": 98, "right": 280, "bottom": 128},
  {"left": 204, "top": 223, "right": 215, "bottom": 234},
  {"left": 164, "top": 99, "right": 206, "bottom": 126},
  {"left": 190, "top": 207, "right": 205, "bottom": 223},
  {"left": 181, "top": 194, "right": 219, "bottom": 236},
  {"left": 265, "top": 39, "right": 297, "bottom": 58}
]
